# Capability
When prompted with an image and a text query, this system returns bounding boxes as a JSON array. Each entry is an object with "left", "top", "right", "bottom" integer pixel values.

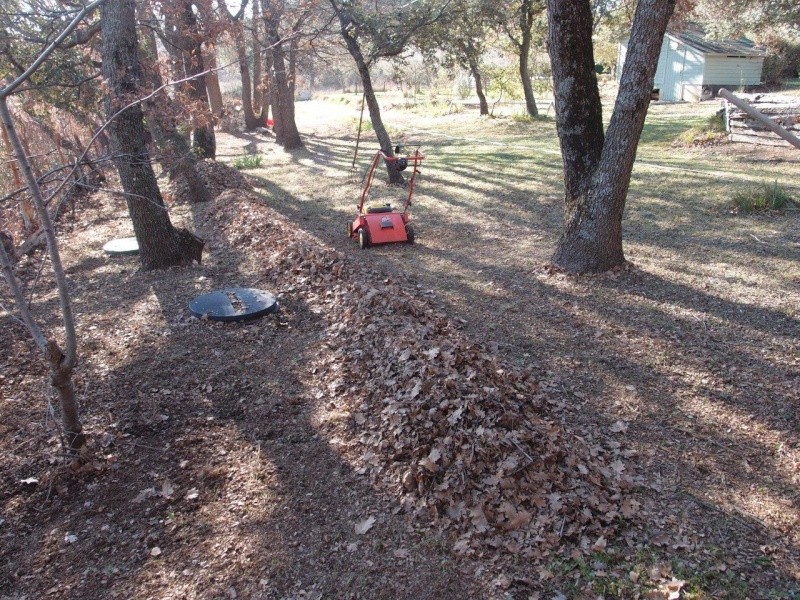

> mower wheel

[
  {"left": 358, "top": 227, "right": 370, "bottom": 249},
  {"left": 405, "top": 223, "right": 415, "bottom": 244},
  {"left": 346, "top": 221, "right": 353, "bottom": 238}
]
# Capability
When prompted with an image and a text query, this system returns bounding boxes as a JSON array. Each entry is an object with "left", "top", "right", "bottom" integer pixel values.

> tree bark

[
  {"left": 258, "top": 49, "right": 272, "bottom": 123},
  {"left": 547, "top": 0, "right": 674, "bottom": 273},
  {"left": 252, "top": 0, "right": 263, "bottom": 110},
  {"left": 288, "top": 33, "right": 298, "bottom": 99},
  {"left": 518, "top": 0, "right": 538, "bottom": 117},
  {"left": 235, "top": 25, "right": 263, "bottom": 130},
  {"left": 203, "top": 43, "right": 224, "bottom": 118},
  {"left": 331, "top": 0, "right": 403, "bottom": 183},
  {"left": 101, "top": 0, "right": 204, "bottom": 270},
  {"left": 139, "top": 3, "right": 211, "bottom": 204},
  {"left": 180, "top": 1, "right": 215, "bottom": 158},
  {"left": 468, "top": 58, "right": 489, "bottom": 116},
  {"left": 263, "top": 0, "right": 303, "bottom": 149}
]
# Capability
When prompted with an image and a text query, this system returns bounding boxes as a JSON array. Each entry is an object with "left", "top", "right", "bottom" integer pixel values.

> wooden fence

[{"left": 724, "top": 93, "right": 800, "bottom": 148}]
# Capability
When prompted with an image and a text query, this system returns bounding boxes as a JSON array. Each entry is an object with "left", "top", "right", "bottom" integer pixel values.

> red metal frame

[{"left": 350, "top": 147, "right": 425, "bottom": 248}]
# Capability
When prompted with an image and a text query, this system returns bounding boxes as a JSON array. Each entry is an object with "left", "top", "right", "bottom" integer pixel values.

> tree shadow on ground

[{"left": 237, "top": 157, "right": 800, "bottom": 593}]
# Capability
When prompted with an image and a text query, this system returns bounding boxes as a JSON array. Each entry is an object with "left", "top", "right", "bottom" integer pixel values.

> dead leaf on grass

[
  {"left": 610, "top": 420, "right": 629, "bottom": 433},
  {"left": 132, "top": 488, "right": 156, "bottom": 504},
  {"left": 354, "top": 516, "right": 376, "bottom": 535},
  {"left": 591, "top": 535, "right": 607, "bottom": 552},
  {"left": 647, "top": 578, "right": 686, "bottom": 600},
  {"left": 160, "top": 480, "right": 175, "bottom": 499}
]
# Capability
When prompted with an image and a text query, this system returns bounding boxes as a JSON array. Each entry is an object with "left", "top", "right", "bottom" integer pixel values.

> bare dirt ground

[{"left": 1, "top": 97, "right": 799, "bottom": 599}]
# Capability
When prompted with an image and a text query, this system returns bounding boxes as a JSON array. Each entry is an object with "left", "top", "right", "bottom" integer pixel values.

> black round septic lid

[
  {"left": 189, "top": 288, "right": 278, "bottom": 322},
  {"left": 103, "top": 237, "right": 139, "bottom": 256}
]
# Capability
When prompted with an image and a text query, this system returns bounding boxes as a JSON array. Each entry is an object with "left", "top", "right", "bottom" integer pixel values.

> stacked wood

[{"left": 724, "top": 93, "right": 800, "bottom": 148}]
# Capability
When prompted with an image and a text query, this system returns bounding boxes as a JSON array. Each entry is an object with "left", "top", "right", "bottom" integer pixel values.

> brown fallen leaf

[
  {"left": 621, "top": 497, "right": 640, "bottom": 518},
  {"left": 505, "top": 509, "right": 532, "bottom": 531}
]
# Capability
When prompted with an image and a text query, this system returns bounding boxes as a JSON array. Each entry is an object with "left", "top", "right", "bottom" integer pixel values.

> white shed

[{"left": 617, "top": 29, "right": 766, "bottom": 102}]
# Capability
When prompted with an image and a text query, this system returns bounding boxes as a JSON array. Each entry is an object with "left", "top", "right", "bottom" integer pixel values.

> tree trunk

[
  {"left": 263, "top": 1, "right": 303, "bottom": 149},
  {"left": 288, "top": 34, "right": 298, "bottom": 99},
  {"left": 101, "top": 0, "right": 204, "bottom": 270},
  {"left": 252, "top": 0, "right": 263, "bottom": 110},
  {"left": 236, "top": 25, "right": 263, "bottom": 130},
  {"left": 0, "top": 98, "right": 85, "bottom": 454},
  {"left": 469, "top": 59, "right": 489, "bottom": 116},
  {"left": 258, "top": 50, "right": 273, "bottom": 123},
  {"left": 519, "top": 0, "right": 538, "bottom": 117},
  {"left": 47, "top": 341, "right": 86, "bottom": 452},
  {"left": 1, "top": 120, "right": 37, "bottom": 234},
  {"left": 203, "top": 43, "right": 225, "bottom": 118},
  {"left": 159, "top": 2, "right": 215, "bottom": 156},
  {"left": 331, "top": 1, "right": 403, "bottom": 183},
  {"left": 547, "top": 0, "right": 674, "bottom": 273},
  {"left": 183, "top": 18, "right": 215, "bottom": 157},
  {"left": 139, "top": 3, "right": 211, "bottom": 204}
]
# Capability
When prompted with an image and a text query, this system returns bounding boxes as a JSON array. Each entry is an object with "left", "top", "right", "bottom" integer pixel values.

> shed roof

[{"left": 666, "top": 28, "right": 767, "bottom": 57}]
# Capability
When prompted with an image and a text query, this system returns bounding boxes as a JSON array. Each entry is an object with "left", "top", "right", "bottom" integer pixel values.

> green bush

[
  {"left": 733, "top": 181, "right": 795, "bottom": 213},
  {"left": 232, "top": 153, "right": 263, "bottom": 170}
]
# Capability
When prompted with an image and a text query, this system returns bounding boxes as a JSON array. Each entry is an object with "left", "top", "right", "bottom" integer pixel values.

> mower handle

[
  {"left": 379, "top": 150, "right": 425, "bottom": 163},
  {"left": 358, "top": 147, "right": 425, "bottom": 216}
]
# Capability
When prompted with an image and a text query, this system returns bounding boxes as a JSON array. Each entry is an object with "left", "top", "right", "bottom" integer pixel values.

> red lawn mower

[{"left": 347, "top": 145, "right": 425, "bottom": 249}]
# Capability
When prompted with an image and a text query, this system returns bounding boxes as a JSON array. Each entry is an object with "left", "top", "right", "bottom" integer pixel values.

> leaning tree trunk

[
  {"left": 468, "top": 58, "right": 489, "bottom": 116},
  {"left": 331, "top": 2, "right": 403, "bottom": 183},
  {"left": 547, "top": 0, "right": 674, "bottom": 273},
  {"left": 101, "top": 0, "right": 204, "bottom": 270}
]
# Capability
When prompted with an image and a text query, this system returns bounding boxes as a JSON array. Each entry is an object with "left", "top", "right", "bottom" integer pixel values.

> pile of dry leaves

[
  {"left": 210, "top": 191, "right": 639, "bottom": 561},
  {"left": 171, "top": 159, "right": 253, "bottom": 203}
]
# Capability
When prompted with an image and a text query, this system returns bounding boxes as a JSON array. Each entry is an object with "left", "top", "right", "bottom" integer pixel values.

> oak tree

[
  {"left": 546, "top": 0, "right": 675, "bottom": 273},
  {"left": 101, "top": 0, "right": 204, "bottom": 270}
]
